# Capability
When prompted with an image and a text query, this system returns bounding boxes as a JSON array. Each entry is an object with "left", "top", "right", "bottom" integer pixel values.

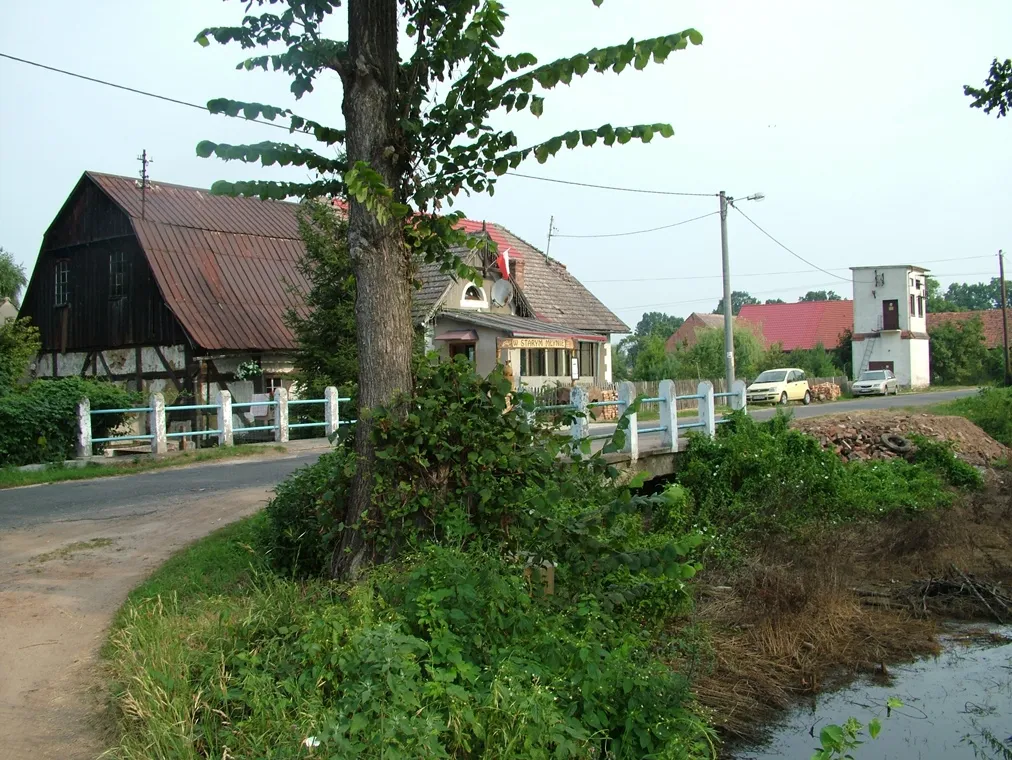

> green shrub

[
  {"left": 675, "top": 412, "right": 956, "bottom": 560},
  {"left": 909, "top": 435, "right": 984, "bottom": 489},
  {"left": 263, "top": 446, "right": 354, "bottom": 577},
  {"left": 0, "top": 378, "right": 136, "bottom": 466},
  {"left": 938, "top": 386, "right": 1012, "bottom": 448}
]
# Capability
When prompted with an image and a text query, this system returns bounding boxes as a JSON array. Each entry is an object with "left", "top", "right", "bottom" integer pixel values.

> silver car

[{"left": 852, "top": 369, "right": 899, "bottom": 396}]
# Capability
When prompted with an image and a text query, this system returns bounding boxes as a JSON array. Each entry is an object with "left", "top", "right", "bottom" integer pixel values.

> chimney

[{"left": 512, "top": 256, "right": 525, "bottom": 290}]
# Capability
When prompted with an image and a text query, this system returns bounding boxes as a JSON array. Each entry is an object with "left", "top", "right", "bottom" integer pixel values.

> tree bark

[{"left": 331, "top": 0, "right": 412, "bottom": 580}]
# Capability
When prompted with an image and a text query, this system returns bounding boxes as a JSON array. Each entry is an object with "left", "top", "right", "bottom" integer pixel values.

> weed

[
  {"left": 910, "top": 435, "right": 984, "bottom": 489},
  {"left": 932, "top": 387, "right": 1012, "bottom": 448},
  {"left": 33, "top": 537, "right": 115, "bottom": 563}
]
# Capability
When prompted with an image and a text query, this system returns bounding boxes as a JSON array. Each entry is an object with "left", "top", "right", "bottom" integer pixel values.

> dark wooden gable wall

[{"left": 20, "top": 177, "right": 188, "bottom": 352}]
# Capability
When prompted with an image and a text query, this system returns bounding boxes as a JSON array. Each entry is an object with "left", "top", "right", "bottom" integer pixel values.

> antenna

[
  {"left": 545, "top": 215, "right": 558, "bottom": 260},
  {"left": 136, "top": 149, "right": 152, "bottom": 220}
]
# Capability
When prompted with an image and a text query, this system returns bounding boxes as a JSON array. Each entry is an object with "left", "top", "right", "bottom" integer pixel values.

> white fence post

[
  {"left": 731, "top": 378, "right": 747, "bottom": 414},
  {"left": 697, "top": 380, "right": 715, "bottom": 438},
  {"left": 76, "top": 398, "right": 92, "bottom": 458},
  {"left": 149, "top": 392, "right": 167, "bottom": 454},
  {"left": 274, "top": 387, "right": 289, "bottom": 443},
  {"left": 569, "top": 386, "right": 588, "bottom": 443},
  {"left": 658, "top": 379, "right": 678, "bottom": 453},
  {"left": 217, "top": 389, "right": 233, "bottom": 446},
  {"left": 617, "top": 380, "right": 639, "bottom": 461},
  {"left": 324, "top": 386, "right": 339, "bottom": 437}
]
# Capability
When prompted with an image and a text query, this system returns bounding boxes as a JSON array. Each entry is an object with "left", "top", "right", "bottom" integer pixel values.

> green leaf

[
  {"left": 530, "top": 95, "right": 544, "bottom": 117},
  {"left": 688, "top": 28, "right": 704, "bottom": 45},
  {"left": 868, "top": 719, "right": 881, "bottom": 740},
  {"left": 195, "top": 33, "right": 210, "bottom": 48},
  {"left": 820, "top": 725, "right": 845, "bottom": 750},
  {"left": 195, "top": 141, "right": 216, "bottom": 158}
]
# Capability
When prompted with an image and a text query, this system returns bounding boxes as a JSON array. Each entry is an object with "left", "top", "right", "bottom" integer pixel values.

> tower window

[
  {"left": 54, "top": 260, "right": 70, "bottom": 306},
  {"left": 110, "top": 250, "right": 127, "bottom": 298}
]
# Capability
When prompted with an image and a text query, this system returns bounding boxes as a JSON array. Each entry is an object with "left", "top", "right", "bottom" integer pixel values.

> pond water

[{"left": 735, "top": 626, "right": 1012, "bottom": 760}]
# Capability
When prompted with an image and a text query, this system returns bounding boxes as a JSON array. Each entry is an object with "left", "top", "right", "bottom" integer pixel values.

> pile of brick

[
  {"left": 588, "top": 388, "right": 619, "bottom": 421},
  {"left": 792, "top": 412, "right": 1009, "bottom": 466},
  {"left": 810, "top": 382, "right": 842, "bottom": 402}
]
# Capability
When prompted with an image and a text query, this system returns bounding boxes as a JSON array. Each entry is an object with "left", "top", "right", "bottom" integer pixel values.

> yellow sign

[{"left": 500, "top": 337, "right": 574, "bottom": 350}]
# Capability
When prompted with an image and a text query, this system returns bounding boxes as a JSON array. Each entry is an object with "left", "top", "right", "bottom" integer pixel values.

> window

[
  {"left": 545, "top": 349, "right": 570, "bottom": 377},
  {"left": 54, "top": 260, "right": 69, "bottom": 306},
  {"left": 917, "top": 295, "right": 923, "bottom": 317},
  {"left": 463, "top": 285, "right": 483, "bottom": 301},
  {"left": 109, "top": 250, "right": 127, "bottom": 298},
  {"left": 521, "top": 349, "right": 546, "bottom": 376},
  {"left": 578, "top": 342, "right": 596, "bottom": 377},
  {"left": 460, "top": 284, "right": 487, "bottom": 308},
  {"left": 910, "top": 294, "right": 916, "bottom": 315},
  {"left": 916, "top": 279, "right": 922, "bottom": 291}
]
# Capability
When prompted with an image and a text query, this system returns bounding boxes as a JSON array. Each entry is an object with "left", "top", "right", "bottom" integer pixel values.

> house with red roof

[
  {"left": 736, "top": 300, "right": 854, "bottom": 351},
  {"left": 927, "top": 310, "right": 1007, "bottom": 349}
]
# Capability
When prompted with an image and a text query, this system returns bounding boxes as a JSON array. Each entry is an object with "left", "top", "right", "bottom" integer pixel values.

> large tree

[
  {"left": 798, "top": 289, "right": 842, "bottom": 302},
  {"left": 712, "top": 290, "right": 759, "bottom": 316},
  {"left": 198, "top": 1, "right": 702, "bottom": 579},
  {"left": 965, "top": 58, "right": 1011, "bottom": 118},
  {"left": 0, "top": 248, "right": 27, "bottom": 307}
]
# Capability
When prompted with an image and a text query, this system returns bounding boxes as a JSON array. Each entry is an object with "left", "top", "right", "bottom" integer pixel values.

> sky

[{"left": 1, "top": 0, "right": 1009, "bottom": 332}]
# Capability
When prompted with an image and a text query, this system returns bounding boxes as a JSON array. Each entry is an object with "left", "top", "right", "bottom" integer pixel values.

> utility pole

[
  {"left": 1000, "top": 249, "right": 1010, "bottom": 387},
  {"left": 719, "top": 191, "right": 735, "bottom": 389},
  {"left": 545, "top": 215, "right": 555, "bottom": 260},
  {"left": 137, "top": 149, "right": 152, "bottom": 220}
]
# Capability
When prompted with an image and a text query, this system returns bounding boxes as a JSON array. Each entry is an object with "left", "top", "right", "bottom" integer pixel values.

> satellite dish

[{"left": 491, "top": 278, "right": 512, "bottom": 306}]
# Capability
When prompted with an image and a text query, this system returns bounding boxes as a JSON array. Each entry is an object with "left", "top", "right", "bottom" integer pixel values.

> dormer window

[{"left": 459, "top": 283, "right": 488, "bottom": 309}]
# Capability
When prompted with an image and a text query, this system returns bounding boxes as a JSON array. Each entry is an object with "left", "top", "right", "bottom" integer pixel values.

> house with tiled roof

[
  {"left": 927, "top": 310, "right": 1007, "bottom": 349},
  {"left": 736, "top": 300, "right": 854, "bottom": 350},
  {"left": 665, "top": 312, "right": 731, "bottom": 352},
  {"left": 20, "top": 171, "right": 626, "bottom": 402}
]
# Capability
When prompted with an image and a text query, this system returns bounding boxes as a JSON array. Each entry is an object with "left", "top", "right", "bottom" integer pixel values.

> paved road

[
  {"left": 0, "top": 452, "right": 323, "bottom": 530},
  {"left": 586, "top": 387, "right": 979, "bottom": 449}
]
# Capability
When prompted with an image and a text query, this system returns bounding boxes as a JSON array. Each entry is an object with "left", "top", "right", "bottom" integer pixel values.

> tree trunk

[{"left": 331, "top": 0, "right": 412, "bottom": 580}]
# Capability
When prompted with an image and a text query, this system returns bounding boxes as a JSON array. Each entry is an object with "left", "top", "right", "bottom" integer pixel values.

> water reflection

[{"left": 736, "top": 626, "right": 1012, "bottom": 760}]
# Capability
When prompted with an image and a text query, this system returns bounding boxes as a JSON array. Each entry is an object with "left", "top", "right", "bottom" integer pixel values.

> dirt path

[{"left": 0, "top": 486, "right": 272, "bottom": 760}]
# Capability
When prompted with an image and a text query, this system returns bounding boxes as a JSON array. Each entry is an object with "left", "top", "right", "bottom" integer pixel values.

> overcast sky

[{"left": 1, "top": 0, "right": 1009, "bottom": 331}]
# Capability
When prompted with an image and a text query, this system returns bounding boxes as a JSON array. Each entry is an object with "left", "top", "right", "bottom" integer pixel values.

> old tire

[
  {"left": 881, "top": 433, "right": 913, "bottom": 454},
  {"left": 779, "top": 392, "right": 789, "bottom": 406},
  {"left": 802, "top": 390, "right": 812, "bottom": 406}
]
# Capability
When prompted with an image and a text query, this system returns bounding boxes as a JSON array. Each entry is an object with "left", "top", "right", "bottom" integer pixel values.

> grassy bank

[
  {"left": 923, "top": 386, "right": 1012, "bottom": 448},
  {"left": 0, "top": 445, "right": 290, "bottom": 489},
  {"left": 100, "top": 369, "right": 1007, "bottom": 759}
]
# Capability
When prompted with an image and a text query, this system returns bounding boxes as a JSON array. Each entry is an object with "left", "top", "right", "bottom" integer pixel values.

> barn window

[
  {"left": 109, "top": 250, "right": 127, "bottom": 298},
  {"left": 464, "top": 285, "right": 483, "bottom": 301},
  {"left": 54, "top": 260, "right": 70, "bottom": 306}
]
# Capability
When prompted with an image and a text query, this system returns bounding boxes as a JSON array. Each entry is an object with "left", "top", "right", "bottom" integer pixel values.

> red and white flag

[{"left": 496, "top": 247, "right": 511, "bottom": 280}]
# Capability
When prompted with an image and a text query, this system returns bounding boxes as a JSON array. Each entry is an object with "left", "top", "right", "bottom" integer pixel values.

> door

[
  {"left": 882, "top": 299, "right": 899, "bottom": 330},
  {"left": 788, "top": 370, "right": 807, "bottom": 400},
  {"left": 868, "top": 361, "right": 894, "bottom": 373},
  {"left": 449, "top": 342, "right": 476, "bottom": 363}
]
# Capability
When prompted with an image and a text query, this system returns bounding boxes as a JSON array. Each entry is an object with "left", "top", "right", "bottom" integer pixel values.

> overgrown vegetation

[
  {"left": 932, "top": 386, "right": 1012, "bottom": 448},
  {"left": 105, "top": 366, "right": 996, "bottom": 758},
  {"left": 0, "top": 377, "right": 136, "bottom": 467},
  {"left": 108, "top": 361, "right": 717, "bottom": 759},
  {"left": 674, "top": 412, "right": 962, "bottom": 561}
]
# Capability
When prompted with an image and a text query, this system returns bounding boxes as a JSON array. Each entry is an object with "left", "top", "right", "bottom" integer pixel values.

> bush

[
  {"left": 0, "top": 378, "right": 136, "bottom": 466},
  {"left": 675, "top": 412, "right": 955, "bottom": 560},
  {"left": 263, "top": 446, "right": 354, "bottom": 577},
  {"left": 938, "top": 386, "right": 1012, "bottom": 448},
  {"left": 910, "top": 435, "right": 984, "bottom": 490}
]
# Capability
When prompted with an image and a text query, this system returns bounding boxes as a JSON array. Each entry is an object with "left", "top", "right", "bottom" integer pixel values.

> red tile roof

[
  {"left": 666, "top": 313, "right": 731, "bottom": 351},
  {"left": 737, "top": 300, "right": 854, "bottom": 350},
  {"left": 927, "top": 310, "right": 1007, "bottom": 349}
]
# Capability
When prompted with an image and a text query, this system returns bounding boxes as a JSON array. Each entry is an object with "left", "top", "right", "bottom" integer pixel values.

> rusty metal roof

[
  {"left": 89, "top": 172, "right": 307, "bottom": 352},
  {"left": 85, "top": 172, "right": 627, "bottom": 352}
]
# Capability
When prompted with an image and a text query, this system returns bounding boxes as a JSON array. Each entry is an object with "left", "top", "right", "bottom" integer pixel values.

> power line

[
  {"left": 553, "top": 211, "right": 718, "bottom": 239},
  {"left": 0, "top": 52, "right": 294, "bottom": 133},
  {"left": 504, "top": 171, "right": 716, "bottom": 198},
  {"left": 730, "top": 203, "right": 851, "bottom": 283},
  {"left": 586, "top": 267, "right": 997, "bottom": 285}
]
